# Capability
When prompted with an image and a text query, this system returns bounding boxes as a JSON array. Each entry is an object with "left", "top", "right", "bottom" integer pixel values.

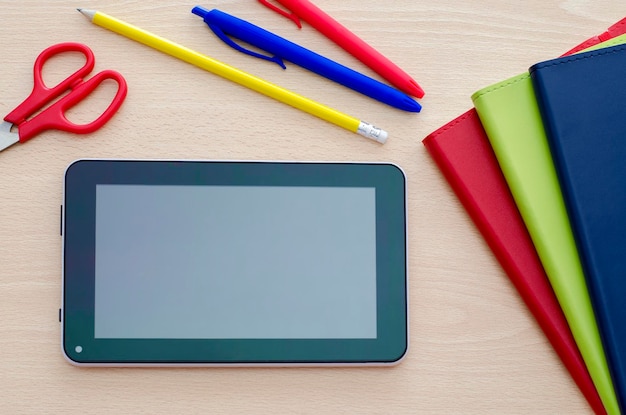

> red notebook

[{"left": 422, "top": 17, "right": 626, "bottom": 415}]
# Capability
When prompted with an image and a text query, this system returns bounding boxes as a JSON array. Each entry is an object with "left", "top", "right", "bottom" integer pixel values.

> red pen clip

[{"left": 258, "top": 0, "right": 302, "bottom": 29}]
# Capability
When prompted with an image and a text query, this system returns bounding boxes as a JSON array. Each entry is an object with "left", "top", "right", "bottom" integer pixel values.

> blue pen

[{"left": 191, "top": 7, "right": 421, "bottom": 112}]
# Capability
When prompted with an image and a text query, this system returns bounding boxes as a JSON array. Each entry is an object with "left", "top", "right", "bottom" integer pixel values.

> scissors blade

[{"left": 0, "top": 121, "right": 19, "bottom": 152}]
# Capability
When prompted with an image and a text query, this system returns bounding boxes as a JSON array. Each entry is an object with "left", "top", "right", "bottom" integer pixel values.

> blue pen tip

[
  {"left": 192, "top": 6, "right": 210, "bottom": 18},
  {"left": 403, "top": 97, "right": 422, "bottom": 113}
]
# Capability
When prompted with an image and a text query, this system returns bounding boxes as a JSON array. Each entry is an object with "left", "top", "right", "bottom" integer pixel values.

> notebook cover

[
  {"left": 423, "top": 111, "right": 606, "bottom": 413},
  {"left": 422, "top": 21, "right": 626, "bottom": 414},
  {"left": 471, "top": 35, "right": 626, "bottom": 415},
  {"left": 530, "top": 43, "right": 626, "bottom": 412}
]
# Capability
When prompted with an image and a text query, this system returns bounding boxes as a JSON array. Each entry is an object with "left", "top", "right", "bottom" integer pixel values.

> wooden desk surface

[{"left": 1, "top": 1, "right": 621, "bottom": 413}]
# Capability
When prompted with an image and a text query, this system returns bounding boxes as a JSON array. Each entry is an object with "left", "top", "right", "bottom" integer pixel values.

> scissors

[{"left": 0, "top": 42, "right": 127, "bottom": 152}]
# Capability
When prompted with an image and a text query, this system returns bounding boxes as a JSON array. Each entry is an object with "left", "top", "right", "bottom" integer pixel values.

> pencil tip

[{"left": 77, "top": 8, "right": 95, "bottom": 20}]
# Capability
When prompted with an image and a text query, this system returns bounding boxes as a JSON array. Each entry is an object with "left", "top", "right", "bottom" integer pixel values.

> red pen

[{"left": 258, "top": 0, "right": 425, "bottom": 98}]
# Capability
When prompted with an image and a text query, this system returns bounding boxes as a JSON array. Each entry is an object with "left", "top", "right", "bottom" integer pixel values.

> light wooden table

[{"left": 1, "top": 1, "right": 622, "bottom": 413}]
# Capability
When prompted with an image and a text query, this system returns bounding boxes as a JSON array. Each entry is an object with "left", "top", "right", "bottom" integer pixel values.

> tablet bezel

[{"left": 62, "top": 159, "right": 408, "bottom": 366}]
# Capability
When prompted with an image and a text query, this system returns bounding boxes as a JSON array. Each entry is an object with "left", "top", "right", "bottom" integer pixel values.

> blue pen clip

[{"left": 193, "top": 7, "right": 287, "bottom": 69}]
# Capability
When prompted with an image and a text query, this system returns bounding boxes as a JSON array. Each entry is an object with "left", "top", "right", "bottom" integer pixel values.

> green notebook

[{"left": 471, "top": 35, "right": 626, "bottom": 415}]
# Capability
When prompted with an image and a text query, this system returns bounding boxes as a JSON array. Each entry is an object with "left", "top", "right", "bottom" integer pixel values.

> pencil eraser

[{"left": 358, "top": 121, "right": 388, "bottom": 144}]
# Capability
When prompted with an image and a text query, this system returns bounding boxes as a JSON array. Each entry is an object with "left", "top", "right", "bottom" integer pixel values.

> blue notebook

[{"left": 530, "top": 44, "right": 626, "bottom": 411}]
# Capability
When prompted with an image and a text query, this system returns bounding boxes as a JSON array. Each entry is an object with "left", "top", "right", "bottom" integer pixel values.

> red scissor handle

[
  {"left": 15, "top": 70, "right": 127, "bottom": 141},
  {"left": 5, "top": 43, "right": 96, "bottom": 126},
  {"left": 4, "top": 42, "right": 128, "bottom": 142}
]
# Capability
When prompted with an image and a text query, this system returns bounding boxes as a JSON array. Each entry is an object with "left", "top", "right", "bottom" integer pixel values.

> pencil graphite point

[{"left": 77, "top": 8, "right": 95, "bottom": 20}]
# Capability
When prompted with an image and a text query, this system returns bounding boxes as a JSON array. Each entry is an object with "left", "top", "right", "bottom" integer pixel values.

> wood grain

[{"left": 1, "top": 1, "right": 622, "bottom": 413}]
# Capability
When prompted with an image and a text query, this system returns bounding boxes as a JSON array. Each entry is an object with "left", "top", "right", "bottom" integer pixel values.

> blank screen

[{"left": 94, "top": 185, "right": 377, "bottom": 339}]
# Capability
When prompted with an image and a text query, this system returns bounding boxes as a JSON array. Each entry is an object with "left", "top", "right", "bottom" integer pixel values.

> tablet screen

[
  {"left": 95, "top": 184, "right": 377, "bottom": 339},
  {"left": 62, "top": 160, "right": 407, "bottom": 365}
]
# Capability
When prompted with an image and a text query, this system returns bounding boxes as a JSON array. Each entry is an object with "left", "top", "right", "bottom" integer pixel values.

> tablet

[{"left": 61, "top": 160, "right": 408, "bottom": 366}]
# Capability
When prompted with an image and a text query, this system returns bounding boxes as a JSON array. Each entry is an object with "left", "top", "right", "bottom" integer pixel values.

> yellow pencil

[{"left": 77, "top": 9, "right": 388, "bottom": 143}]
